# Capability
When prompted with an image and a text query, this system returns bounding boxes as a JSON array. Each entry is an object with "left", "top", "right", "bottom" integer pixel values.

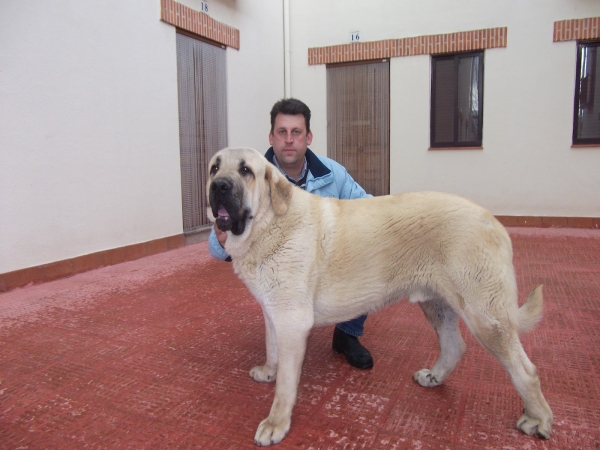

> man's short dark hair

[{"left": 270, "top": 98, "right": 311, "bottom": 133}]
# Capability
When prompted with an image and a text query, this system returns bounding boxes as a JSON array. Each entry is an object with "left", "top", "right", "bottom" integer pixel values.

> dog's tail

[{"left": 516, "top": 285, "right": 544, "bottom": 334}]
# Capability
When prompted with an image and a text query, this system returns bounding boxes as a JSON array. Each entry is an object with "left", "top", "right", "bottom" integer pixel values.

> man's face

[{"left": 269, "top": 113, "right": 313, "bottom": 170}]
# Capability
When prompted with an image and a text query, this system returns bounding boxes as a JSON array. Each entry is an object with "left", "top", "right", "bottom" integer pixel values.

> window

[
  {"left": 573, "top": 41, "right": 600, "bottom": 145},
  {"left": 431, "top": 51, "right": 484, "bottom": 148}
]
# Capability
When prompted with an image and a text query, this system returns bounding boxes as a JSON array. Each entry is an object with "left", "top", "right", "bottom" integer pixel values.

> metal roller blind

[
  {"left": 176, "top": 33, "right": 228, "bottom": 233},
  {"left": 327, "top": 61, "right": 390, "bottom": 197}
]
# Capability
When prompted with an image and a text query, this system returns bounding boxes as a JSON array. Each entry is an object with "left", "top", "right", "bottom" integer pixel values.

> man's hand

[{"left": 215, "top": 224, "right": 228, "bottom": 248}]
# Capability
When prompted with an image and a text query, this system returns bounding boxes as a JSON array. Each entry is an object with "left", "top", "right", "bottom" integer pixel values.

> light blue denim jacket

[{"left": 208, "top": 147, "right": 371, "bottom": 260}]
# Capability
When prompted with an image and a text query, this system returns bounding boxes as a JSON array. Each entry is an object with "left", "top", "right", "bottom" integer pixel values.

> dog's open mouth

[
  {"left": 212, "top": 203, "right": 249, "bottom": 236},
  {"left": 215, "top": 205, "right": 233, "bottom": 231}
]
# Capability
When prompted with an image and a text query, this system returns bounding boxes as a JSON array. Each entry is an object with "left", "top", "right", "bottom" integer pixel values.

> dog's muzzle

[{"left": 209, "top": 177, "right": 249, "bottom": 236}]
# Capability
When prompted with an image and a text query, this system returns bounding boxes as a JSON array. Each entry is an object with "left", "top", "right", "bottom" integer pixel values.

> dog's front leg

[
  {"left": 250, "top": 309, "right": 278, "bottom": 382},
  {"left": 254, "top": 315, "right": 312, "bottom": 446}
]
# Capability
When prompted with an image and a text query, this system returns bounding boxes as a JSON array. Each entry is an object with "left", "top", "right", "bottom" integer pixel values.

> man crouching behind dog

[
  {"left": 206, "top": 103, "right": 553, "bottom": 446},
  {"left": 208, "top": 98, "right": 375, "bottom": 370}
]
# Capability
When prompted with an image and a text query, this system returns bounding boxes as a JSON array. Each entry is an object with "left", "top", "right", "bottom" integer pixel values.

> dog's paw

[
  {"left": 249, "top": 365, "right": 276, "bottom": 383},
  {"left": 254, "top": 416, "right": 290, "bottom": 446},
  {"left": 413, "top": 369, "right": 442, "bottom": 387},
  {"left": 516, "top": 412, "right": 552, "bottom": 439}
]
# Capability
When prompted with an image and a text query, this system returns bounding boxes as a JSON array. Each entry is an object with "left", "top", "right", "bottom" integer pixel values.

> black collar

[{"left": 264, "top": 147, "right": 331, "bottom": 178}]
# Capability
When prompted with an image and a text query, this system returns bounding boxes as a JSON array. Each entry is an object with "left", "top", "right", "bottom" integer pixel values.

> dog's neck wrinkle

[
  {"left": 225, "top": 199, "right": 276, "bottom": 260},
  {"left": 227, "top": 189, "right": 307, "bottom": 263}
]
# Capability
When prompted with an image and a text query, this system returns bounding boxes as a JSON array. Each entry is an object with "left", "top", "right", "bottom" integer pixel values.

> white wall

[
  {"left": 0, "top": 0, "right": 284, "bottom": 274},
  {"left": 289, "top": 0, "right": 600, "bottom": 217},
  {"left": 0, "top": 1, "right": 182, "bottom": 274}
]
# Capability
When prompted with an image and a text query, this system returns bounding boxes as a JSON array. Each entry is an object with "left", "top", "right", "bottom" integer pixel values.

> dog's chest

[{"left": 232, "top": 256, "right": 274, "bottom": 306}]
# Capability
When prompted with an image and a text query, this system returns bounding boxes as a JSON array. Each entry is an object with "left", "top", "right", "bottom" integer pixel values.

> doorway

[
  {"left": 327, "top": 60, "right": 390, "bottom": 196},
  {"left": 176, "top": 32, "right": 228, "bottom": 234}
]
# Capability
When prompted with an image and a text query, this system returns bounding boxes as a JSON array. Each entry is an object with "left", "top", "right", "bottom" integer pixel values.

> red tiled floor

[{"left": 1, "top": 227, "right": 599, "bottom": 449}]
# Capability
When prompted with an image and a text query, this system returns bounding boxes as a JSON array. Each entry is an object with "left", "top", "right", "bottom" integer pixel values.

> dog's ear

[{"left": 265, "top": 164, "right": 292, "bottom": 216}]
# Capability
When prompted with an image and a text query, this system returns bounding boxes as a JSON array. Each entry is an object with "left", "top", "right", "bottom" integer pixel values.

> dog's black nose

[{"left": 211, "top": 179, "right": 232, "bottom": 193}]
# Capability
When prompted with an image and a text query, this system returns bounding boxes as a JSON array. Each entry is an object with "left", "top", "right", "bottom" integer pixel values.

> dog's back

[{"left": 300, "top": 191, "right": 514, "bottom": 326}]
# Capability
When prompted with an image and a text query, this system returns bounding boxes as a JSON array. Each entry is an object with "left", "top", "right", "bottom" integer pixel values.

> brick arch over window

[
  {"left": 308, "top": 27, "right": 507, "bottom": 66},
  {"left": 160, "top": 0, "right": 240, "bottom": 49},
  {"left": 553, "top": 17, "right": 600, "bottom": 42}
]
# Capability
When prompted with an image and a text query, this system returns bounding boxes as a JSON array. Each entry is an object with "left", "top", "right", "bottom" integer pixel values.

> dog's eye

[
  {"left": 210, "top": 164, "right": 219, "bottom": 176},
  {"left": 240, "top": 165, "right": 253, "bottom": 177}
]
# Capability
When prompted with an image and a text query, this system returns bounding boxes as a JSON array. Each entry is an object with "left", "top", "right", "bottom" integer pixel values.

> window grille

[
  {"left": 431, "top": 51, "right": 484, "bottom": 148},
  {"left": 573, "top": 40, "right": 600, "bottom": 145}
]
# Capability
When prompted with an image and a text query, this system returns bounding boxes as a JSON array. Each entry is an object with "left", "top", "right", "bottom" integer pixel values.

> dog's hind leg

[
  {"left": 466, "top": 315, "right": 553, "bottom": 439},
  {"left": 413, "top": 297, "right": 466, "bottom": 387},
  {"left": 511, "top": 345, "right": 553, "bottom": 439}
]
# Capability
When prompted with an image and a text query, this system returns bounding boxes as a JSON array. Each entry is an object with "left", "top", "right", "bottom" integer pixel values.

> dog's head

[{"left": 207, "top": 147, "right": 292, "bottom": 237}]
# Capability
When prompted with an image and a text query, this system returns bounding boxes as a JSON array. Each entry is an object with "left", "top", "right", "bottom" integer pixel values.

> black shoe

[{"left": 332, "top": 327, "right": 374, "bottom": 369}]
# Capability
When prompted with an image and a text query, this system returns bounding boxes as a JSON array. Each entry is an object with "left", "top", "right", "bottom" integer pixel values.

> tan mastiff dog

[{"left": 207, "top": 147, "right": 553, "bottom": 446}]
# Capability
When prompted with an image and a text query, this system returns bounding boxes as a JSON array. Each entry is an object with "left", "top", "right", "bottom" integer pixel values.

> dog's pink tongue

[{"left": 218, "top": 206, "right": 229, "bottom": 218}]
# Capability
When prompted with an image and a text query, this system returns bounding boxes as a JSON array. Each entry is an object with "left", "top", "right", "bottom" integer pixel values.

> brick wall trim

[
  {"left": 554, "top": 17, "right": 600, "bottom": 42},
  {"left": 308, "top": 27, "right": 507, "bottom": 66},
  {"left": 0, "top": 234, "right": 186, "bottom": 293},
  {"left": 160, "top": 0, "right": 240, "bottom": 49},
  {"left": 495, "top": 216, "right": 600, "bottom": 229}
]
